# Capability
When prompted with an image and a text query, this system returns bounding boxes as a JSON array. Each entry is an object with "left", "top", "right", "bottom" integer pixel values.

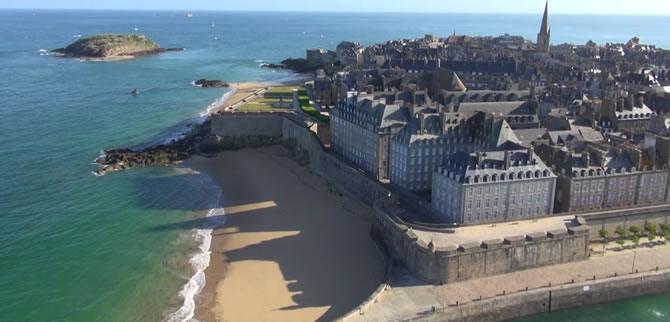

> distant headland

[{"left": 52, "top": 34, "right": 184, "bottom": 61}]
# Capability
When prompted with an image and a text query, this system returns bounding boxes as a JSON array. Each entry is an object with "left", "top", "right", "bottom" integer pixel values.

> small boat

[
  {"left": 185, "top": 13, "right": 193, "bottom": 18},
  {"left": 131, "top": 88, "right": 138, "bottom": 96}
]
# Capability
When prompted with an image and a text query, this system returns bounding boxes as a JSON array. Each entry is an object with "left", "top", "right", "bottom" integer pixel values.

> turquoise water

[
  {"left": 512, "top": 293, "right": 670, "bottom": 321},
  {"left": 1, "top": 9, "right": 669, "bottom": 322}
]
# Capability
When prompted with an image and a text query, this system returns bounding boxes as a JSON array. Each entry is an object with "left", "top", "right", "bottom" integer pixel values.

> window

[
  {"left": 583, "top": 183, "right": 589, "bottom": 192},
  {"left": 494, "top": 198, "right": 499, "bottom": 207},
  {"left": 476, "top": 200, "right": 481, "bottom": 208},
  {"left": 591, "top": 181, "right": 597, "bottom": 191},
  {"left": 574, "top": 182, "right": 581, "bottom": 192}
]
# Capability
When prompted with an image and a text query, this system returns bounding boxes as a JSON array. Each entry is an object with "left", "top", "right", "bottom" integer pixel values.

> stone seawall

[
  {"left": 207, "top": 111, "right": 284, "bottom": 149},
  {"left": 580, "top": 204, "right": 670, "bottom": 240},
  {"left": 409, "top": 268, "right": 670, "bottom": 322},
  {"left": 282, "top": 113, "right": 390, "bottom": 207},
  {"left": 373, "top": 202, "right": 590, "bottom": 284}
]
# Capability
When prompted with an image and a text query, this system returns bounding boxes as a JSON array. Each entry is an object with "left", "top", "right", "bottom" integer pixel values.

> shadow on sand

[{"left": 141, "top": 157, "right": 386, "bottom": 321}]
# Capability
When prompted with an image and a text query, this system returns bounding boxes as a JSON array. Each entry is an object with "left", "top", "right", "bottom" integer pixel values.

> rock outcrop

[
  {"left": 53, "top": 34, "right": 183, "bottom": 60},
  {"left": 94, "top": 119, "right": 211, "bottom": 176},
  {"left": 194, "top": 79, "right": 229, "bottom": 88}
]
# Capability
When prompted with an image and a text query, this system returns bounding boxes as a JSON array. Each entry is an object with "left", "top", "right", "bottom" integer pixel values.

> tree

[
  {"left": 648, "top": 233, "right": 657, "bottom": 242},
  {"left": 664, "top": 231, "right": 670, "bottom": 242},
  {"left": 632, "top": 235, "right": 641, "bottom": 247},
  {"left": 615, "top": 226, "right": 627, "bottom": 238},
  {"left": 616, "top": 239, "right": 626, "bottom": 248},
  {"left": 599, "top": 229, "right": 609, "bottom": 242},
  {"left": 629, "top": 225, "right": 642, "bottom": 236},
  {"left": 645, "top": 223, "right": 658, "bottom": 235},
  {"left": 661, "top": 224, "right": 670, "bottom": 234}
]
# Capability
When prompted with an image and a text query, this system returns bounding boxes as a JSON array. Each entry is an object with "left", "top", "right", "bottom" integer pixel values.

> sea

[{"left": 0, "top": 9, "right": 669, "bottom": 322}]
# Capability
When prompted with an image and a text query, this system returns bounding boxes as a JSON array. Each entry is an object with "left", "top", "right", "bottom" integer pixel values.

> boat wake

[{"left": 164, "top": 178, "right": 226, "bottom": 322}]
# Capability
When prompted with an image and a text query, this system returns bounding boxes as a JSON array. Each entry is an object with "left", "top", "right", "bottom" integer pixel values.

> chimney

[
  {"left": 420, "top": 114, "right": 426, "bottom": 133},
  {"left": 626, "top": 96, "right": 634, "bottom": 110},
  {"left": 504, "top": 150, "right": 512, "bottom": 169},
  {"left": 527, "top": 147, "right": 535, "bottom": 163},
  {"left": 476, "top": 152, "right": 485, "bottom": 167},
  {"left": 636, "top": 95, "right": 644, "bottom": 108},
  {"left": 439, "top": 111, "right": 446, "bottom": 133},
  {"left": 582, "top": 152, "right": 590, "bottom": 167},
  {"left": 617, "top": 98, "right": 625, "bottom": 112}
]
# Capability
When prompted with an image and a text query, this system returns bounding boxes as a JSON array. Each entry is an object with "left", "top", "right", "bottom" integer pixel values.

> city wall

[
  {"left": 580, "top": 204, "right": 670, "bottom": 240},
  {"left": 210, "top": 111, "right": 592, "bottom": 285},
  {"left": 410, "top": 268, "right": 670, "bottom": 322},
  {"left": 372, "top": 202, "right": 590, "bottom": 284},
  {"left": 281, "top": 113, "right": 390, "bottom": 207},
  {"left": 208, "top": 111, "right": 284, "bottom": 148}
]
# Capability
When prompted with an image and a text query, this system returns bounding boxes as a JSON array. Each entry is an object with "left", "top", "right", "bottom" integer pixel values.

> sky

[{"left": 1, "top": 0, "right": 669, "bottom": 15}]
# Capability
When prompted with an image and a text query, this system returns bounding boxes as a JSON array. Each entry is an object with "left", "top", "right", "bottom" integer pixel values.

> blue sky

[{"left": 2, "top": 0, "right": 669, "bottom": 15}]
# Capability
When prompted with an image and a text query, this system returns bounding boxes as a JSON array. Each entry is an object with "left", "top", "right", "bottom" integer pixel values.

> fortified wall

[
  {"left": 413, "top": 268, "right": 670, "bottom": 322},
  {"left": 372, "top": 200, "right": 590, "bottom": 284},
  {"left": 210, "top": 111, "right": 591, "bottom": 285},
  {"left": 208, "top": 111, "right": 284, "bottom": 149},
  {"left": 580, "top": 204, "right": 670, "bottom": 240},
  {"left": 210, "top": 111, "right": 390, "bottom": 207}
]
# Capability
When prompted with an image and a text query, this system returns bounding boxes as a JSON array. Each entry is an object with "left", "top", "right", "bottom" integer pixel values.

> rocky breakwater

[
  {"left": 94, "top": 119, "right": 212, "bottom": 176},
  {"left": 53, "top": 34, "right": 184, "bottom": 61}
]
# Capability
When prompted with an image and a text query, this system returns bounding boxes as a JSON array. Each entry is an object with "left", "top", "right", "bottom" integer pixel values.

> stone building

[
  {"left": 598, "top": 95, "right": 655, "bottom": 134},
  {"left": 535, "top": 141, "right": 670, "bottom": 213},
  {"left": 336, "top": 41, "right": 363, "bottom": 68},
  {"left": 432, "top": 149, "right": 557, "bottom": 224},
  {"left": 330, "top": 95, "right": 411, "bottom": 181},
  {"left": 456, "top": 101, "right": 541, "bottom": 129},
  {"left": 390, "top": 111, "right": 523, "bottom": 191},
  {"left": 536, "top": 1, "right": 551, "bottom": 53}
]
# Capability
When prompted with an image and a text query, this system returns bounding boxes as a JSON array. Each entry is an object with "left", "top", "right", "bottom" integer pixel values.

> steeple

[
  {"left": 540, "top": 1, "right": 549, "bottom": 35},
  {"left": 536, "top": 1, "right": 551, "bottom": 52}
]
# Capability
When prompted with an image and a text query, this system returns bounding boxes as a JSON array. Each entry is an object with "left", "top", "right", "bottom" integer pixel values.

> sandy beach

[{"left": 183, "top": 146, "right": 386, "bottom": 322}]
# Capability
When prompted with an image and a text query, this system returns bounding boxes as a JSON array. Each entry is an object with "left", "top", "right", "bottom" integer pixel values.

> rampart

[
  {"left": 372, "top": 201, "right": 590, "bottom": 284},
  {"left": 579, "top": 204, "right": 670, "bottom": 240},
  {"left": 408, "top": 268, "right": 670, "bottom": 322},
  {"left": 208, "top": 111, "right": 284, "bottom": 148}
]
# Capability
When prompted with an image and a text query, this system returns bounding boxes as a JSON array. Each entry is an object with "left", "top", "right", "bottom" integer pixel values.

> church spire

[
  {"left": 540, "top": 0, "right": 550, "bottom": 35},
  {"left": 536, "top": 1, "right": 550, "bottom": 52}
]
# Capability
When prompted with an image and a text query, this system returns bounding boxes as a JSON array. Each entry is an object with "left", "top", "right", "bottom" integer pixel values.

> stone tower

[{"left": 537, "top": 1, "right": 550, "bottom": 53}]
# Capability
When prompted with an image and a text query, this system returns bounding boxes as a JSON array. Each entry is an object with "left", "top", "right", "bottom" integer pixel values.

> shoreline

[{"left": 181, "top": 146, "right": 386, "bottom": 322}]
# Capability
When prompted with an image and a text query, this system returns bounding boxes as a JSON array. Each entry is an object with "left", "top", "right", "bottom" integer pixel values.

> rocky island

[
  {"left": 194, "top": 79, "right": 229, "bottom": 88},
  {"left": 52, "top": 34, "right": 183, "bottom": 61}
]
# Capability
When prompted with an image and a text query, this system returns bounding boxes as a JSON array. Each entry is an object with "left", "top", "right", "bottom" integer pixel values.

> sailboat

[
  {"left": 131, "top": 88, "right": 138, "bottom": 96},
  {"left": 133, "top": 25, "right": 139, "bottom": 31}
]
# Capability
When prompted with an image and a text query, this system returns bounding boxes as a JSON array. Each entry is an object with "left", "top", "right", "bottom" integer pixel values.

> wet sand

[{"left": 184, "top": 146, "right": 386, "bottom": 322}]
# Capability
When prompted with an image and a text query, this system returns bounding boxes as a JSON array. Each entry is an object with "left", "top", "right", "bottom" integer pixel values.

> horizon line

[{"left": 1, "top": 8, "right": 669, "bottom": 16}]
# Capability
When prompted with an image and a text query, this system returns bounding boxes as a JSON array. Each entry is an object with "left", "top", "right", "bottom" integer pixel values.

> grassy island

[{"left": 53, "top": 34, "right": 182, "bottom": 61}]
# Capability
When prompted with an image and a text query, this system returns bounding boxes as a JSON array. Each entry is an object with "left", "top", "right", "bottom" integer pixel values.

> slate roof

[{"left": 439, "top": 150, "right": 555, "bottom": 184}]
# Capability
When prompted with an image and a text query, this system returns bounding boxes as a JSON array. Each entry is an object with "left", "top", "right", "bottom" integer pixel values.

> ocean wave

[
  {"left": 254, "top": 59, "right": 264, "bottom": 63},
  {"left": 164, "top": 177, "right": 226, "bottom": 322},
  {"left": 198, "top": 88, "right": 235, "bottom": 118},
  {"left": 38, "top": 49, "right": 48, "bottom": 53},
  {"left": 126, "top": 89, "right": 235, "bottom": 150}
]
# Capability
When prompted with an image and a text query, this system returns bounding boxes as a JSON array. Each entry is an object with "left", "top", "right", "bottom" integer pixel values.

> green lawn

[
  {"left": 238, "top": 97, "right": 293, "bottom": 111},
  {"left": 298, "top": 88, "right": 329, "bottom": 122}
]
